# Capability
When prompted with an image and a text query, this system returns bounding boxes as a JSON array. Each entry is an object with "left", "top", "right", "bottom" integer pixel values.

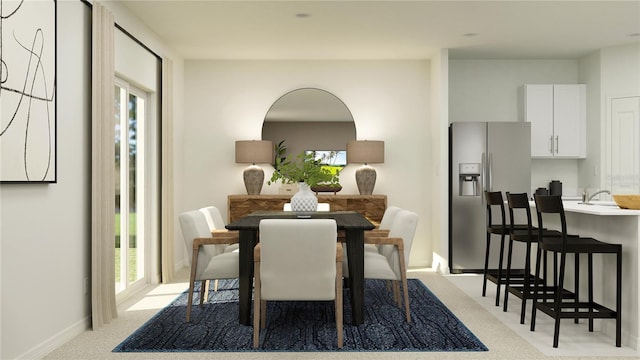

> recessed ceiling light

[
  {"left": 295, "top": 13, "right": 311, "bottom": 18},
  {"left": 463, "top": 33, "right": 479, "bottom": 37}
]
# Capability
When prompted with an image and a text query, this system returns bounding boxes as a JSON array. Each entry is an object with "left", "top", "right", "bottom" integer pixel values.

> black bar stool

[
  {"left": 483, "top": 191, "right": 530, "bottom": 306},
  {"left": 531, "top": 195, "right": 622, "bottom": 348},
  {"left": 503, "top": 192, "right": 565, "bottom": 324}
]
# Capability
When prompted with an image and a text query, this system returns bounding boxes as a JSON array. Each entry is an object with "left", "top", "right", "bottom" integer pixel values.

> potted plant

[
  {"left": 268, "top": 151, "right": 341, "bottom": 187},
  {"left": 268, "top": 151, "right": 341, "bottom": 211}
]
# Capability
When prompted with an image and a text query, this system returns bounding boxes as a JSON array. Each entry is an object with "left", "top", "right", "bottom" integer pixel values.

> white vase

[{"left": 290, "top": 182, "right": 318, "bottom": 212}]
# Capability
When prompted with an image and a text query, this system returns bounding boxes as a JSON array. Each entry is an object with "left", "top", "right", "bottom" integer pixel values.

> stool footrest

[
  {"left": 485, "top": 269, "right": 527, "bottom": 285},
  {"left": 535, "top": 301, "right": 618, "bottom": 320},
  {"left": 507, "top": 283, "right": 575, "bottom": 301}
]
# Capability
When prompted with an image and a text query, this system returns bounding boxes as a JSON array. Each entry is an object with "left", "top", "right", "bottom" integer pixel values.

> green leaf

[{"left": 268, "top": 151, "right": 341, "bottom": 188}]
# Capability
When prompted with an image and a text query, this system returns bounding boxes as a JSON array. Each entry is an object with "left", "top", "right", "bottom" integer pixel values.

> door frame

[{"left": 604, "top": 95, "right": 640, "bottom": 194}]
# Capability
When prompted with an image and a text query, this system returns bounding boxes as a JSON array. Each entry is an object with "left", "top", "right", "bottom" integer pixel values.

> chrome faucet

[{"left": 582, "top": 189, "right": 611, "bottom": 204}]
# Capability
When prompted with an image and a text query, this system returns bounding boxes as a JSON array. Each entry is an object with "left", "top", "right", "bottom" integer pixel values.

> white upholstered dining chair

[
  {"left": 253, "top": 219, "right": 343, "bottom": 348},
  {"left": 344, "top": 209, "right": 418, "bottom": 322},
  {"left": 199, "top": 206, "right": 239, "bottom": 254},
  {"left": 179, "top": 210, "right": 239, "bottom": 321},
  {"left": 364, "top": 205, "right": 403, "bottom": 252}
]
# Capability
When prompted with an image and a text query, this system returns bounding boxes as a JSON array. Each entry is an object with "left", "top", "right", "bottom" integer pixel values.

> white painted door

[{"left": 608, "top": 96, "right": 640, "bottom": 194}]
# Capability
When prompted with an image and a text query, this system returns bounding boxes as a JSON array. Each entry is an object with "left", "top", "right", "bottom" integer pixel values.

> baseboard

[
  {"left": 431, "top": 252, "right": 450, "bottom": 274},
  {"left": 16, "top": 316, "right": 90, "bottom": 360}
]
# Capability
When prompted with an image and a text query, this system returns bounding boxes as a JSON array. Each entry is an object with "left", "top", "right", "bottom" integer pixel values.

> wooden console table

[{"left": 227, "top": 194, "right": 387, "bottom": 224}]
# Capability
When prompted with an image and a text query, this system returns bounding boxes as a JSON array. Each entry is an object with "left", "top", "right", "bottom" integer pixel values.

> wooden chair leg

[
  {"left": 398, "top": 247, "right": 411, "bottom": 322},
  {"left": 200, "top": 280, "right": 210, "bottom": 306},
  {"left": 401, "top": 276, "right": 411, "bottom": 322},
  {"left": 260, "top": 300, "right": 267, "bottom": 329},
  {"left": 393, "top": 281, "right": 401, "bottom": 307},
  {"left": 213, "top": 279, "right": 219, "bottom": 292},
  {"left": 186, "top": 247, "right": 200, "bottom": 322},
  {"left": 186, "top": 283, "right": 195, "bottom": 322}
]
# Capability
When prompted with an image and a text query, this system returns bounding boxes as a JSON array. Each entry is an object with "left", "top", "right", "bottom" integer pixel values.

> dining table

[{"left": 225, "top": 210, "right": 375, "bottom": 326}]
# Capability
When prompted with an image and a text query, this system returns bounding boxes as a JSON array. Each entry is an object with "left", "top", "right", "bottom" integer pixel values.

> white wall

[
  {"left": 576, "top": 43, "right": 640, "bottom": 196},
  {"left": 578, "top": 50, "right": 602, "bottom": 192},
  {"left": 599, "top": 44, "right": 640, "bottom": 193},
  {"left": 0, "top": 1, "right": 186, "bottom": 358},
  {"left": 430, "top": 49, "right": 449, "bottom": 273},
  {"left": 182, "top": 60, "right": 432, "bottom": 267},
  {"left": 600, "top": 44, "right": 640, "bottom": 99},
  {"left": 449, "top": 59, "right": 578, "bottom": 123},
  {"left": 449, "top": 59, "right": 581, "bottom": 195},
  {"left": 0, "top": 2, "right": 91, "bottom": 359}
]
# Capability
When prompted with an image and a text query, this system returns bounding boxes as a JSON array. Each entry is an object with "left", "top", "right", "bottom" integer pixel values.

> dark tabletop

[{"left": 225, "top": 210, "right": 375, "bottom": 231}]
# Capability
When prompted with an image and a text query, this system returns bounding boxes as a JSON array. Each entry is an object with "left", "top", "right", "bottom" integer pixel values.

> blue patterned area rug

[{"left": 113, "top": 279, "right": 487, "bottom": 352}]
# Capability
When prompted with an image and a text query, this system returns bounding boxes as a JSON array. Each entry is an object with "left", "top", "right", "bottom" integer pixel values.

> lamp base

[
  {"left": 243, "top": 165, "right": 264, "bottom": 195},
  {"left": 355, "top": 165, "right": 376, "bottom": 195}
]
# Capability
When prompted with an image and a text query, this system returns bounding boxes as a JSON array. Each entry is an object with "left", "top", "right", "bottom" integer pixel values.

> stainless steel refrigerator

[{"left": 449, "top": 122, "right": 531, "bottom": 273}]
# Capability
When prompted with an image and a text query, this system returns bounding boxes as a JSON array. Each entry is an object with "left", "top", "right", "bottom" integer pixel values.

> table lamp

[
  {"left": 347, "top": 140, "right": 384, "bottom": 195},
  {"left": 235, "top": 140, "right": 273, "bottom": 195}
]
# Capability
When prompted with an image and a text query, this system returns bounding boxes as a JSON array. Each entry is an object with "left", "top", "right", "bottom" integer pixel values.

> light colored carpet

[{"left": 43, "top": 268, "right": 635, "bottom": 360}]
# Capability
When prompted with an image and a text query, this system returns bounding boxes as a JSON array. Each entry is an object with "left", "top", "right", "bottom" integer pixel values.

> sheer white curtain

[
  {"left": 161, "top": 57, "right": 175, "bottom": 283},
  {"left": 91, "top": 1, "right": 117, "bottom": 329}
]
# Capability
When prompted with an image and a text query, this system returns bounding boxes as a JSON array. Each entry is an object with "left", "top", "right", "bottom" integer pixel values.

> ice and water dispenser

[{"left": 459, "top": 163, "right": 481, "bottom": 196}]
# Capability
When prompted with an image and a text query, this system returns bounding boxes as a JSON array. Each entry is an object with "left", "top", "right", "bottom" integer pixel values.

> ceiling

[{"left": 117, "top": 0, "right": 640, "bottom": 60}]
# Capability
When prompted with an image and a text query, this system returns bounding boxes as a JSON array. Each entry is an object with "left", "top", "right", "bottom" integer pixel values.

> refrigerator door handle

[
  {"left": 481, "top": 152, "right": 486, "bottom": 204},
  {"left": 488, "top": 152, "right": 493, "bottom": 191}
]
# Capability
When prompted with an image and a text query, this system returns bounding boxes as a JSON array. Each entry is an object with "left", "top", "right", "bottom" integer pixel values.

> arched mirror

[{"left": 261, "top": 88, "right": 356, "bottom": 166}]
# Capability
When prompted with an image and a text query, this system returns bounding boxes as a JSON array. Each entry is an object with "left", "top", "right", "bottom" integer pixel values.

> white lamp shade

[
  {"left": 235, "top": 140, "right": 273, "bottom": 164},
  {"left": 347, "top": 140, "right": 384, "bottom": 164}
]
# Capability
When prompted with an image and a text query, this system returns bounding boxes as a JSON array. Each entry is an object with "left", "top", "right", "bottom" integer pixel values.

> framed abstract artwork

[{"left": 1, "top": 0, "right": 57, "bottom": 183}]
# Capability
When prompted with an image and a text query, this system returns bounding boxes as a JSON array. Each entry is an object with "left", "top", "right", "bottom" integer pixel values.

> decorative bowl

[
  {"left": 612, "top": 195, "right": 640, "bottom": 210},
  {"left": 310, "top": 185, "right": 342, "bottom": 194}
]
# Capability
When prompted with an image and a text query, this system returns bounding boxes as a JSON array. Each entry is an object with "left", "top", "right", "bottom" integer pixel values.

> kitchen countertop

[{"left": 530, "top": 200, "right": 640, "bottom": 216}]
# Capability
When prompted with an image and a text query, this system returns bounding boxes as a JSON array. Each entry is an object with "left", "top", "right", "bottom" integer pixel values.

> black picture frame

[{"left": 1, "top": 0, "right": 57, "bottom": 183}]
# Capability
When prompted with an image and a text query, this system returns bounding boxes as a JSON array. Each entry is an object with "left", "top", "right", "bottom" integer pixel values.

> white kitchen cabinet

[{"left": 523, "top": 84, "right": 586, "bottom": 158}]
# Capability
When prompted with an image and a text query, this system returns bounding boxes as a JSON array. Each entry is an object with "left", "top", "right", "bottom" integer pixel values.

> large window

[{"left": 115, "top": 80, "right": 148, "bottom": 297}]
